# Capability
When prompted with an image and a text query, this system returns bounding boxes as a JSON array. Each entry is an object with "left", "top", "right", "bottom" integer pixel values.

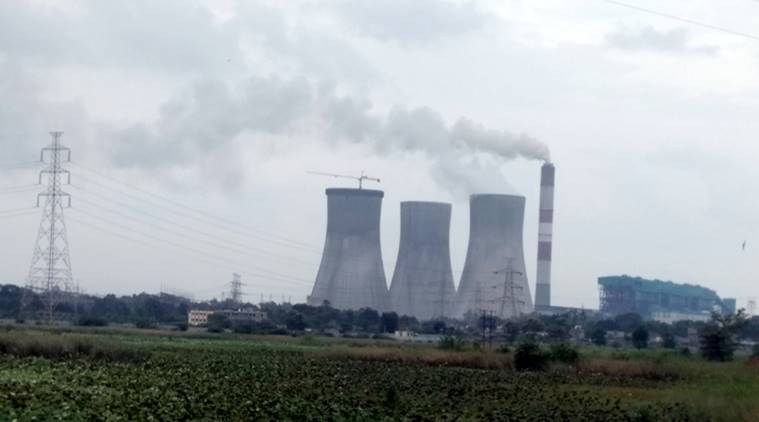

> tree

[
  {"left": 590, "top": 327, "right": 607, "bottom": 346},
  {"left": 355, "top": 308, "right": 381, "bottom": 332},
  {"left": 615, "top": 313, "right": 643, "bottom": 333},
  {"left": 207, "top": 313, "right": 230, "bottom": 333},
  {"left": 503, "top": 320, "right": 520, "bottom": 343},
  {"left": 661, "top": 332, "right": 677, "bottom": 349},
  {"left": 700, "top": 310, "right": 748, "bottom": 362},
  {"left": 632, "top": 325, "right": 649, "bottom": 349},
  {"left": 380, "top": 312, "right": 399, "bottom": 333},
  {"left": 285, "top": 311, "right": 307, "bottom": 331}
]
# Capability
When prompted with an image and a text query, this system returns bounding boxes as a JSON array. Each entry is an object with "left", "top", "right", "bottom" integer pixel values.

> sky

[{"left": 1, "top": 0, "right": 759, "bottom": 309}]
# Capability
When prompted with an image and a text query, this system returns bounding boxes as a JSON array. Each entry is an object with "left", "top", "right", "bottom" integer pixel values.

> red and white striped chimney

[{"left": 535, "top": 162, "right": 554, "bottom": 309}]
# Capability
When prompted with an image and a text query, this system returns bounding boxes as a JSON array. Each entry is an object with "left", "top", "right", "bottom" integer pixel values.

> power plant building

[
  {"left": 308, "top": 188, "right": 391, "bottom": 311},
  {"left": 455, "top": 194, "right": 533, "bottom": 318},
  {"left": 598, "top": 275, "right": 734, "bottom": 322},
  {"left": 389, "top": 201, "right": 456, "bottom": 320}
]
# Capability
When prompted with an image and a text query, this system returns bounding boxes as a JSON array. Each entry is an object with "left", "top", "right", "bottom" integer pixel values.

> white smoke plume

[{"left": 111, "top": 76, "right": 550, "bottom": 194}]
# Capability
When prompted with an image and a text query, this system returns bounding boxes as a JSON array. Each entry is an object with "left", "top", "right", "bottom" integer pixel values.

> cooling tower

[
  {"left": 308, "top": 188, "right": 390, "bottom": 311},
  {"left": 389, "top": 201, "right": 456, "bottom": 320},
  {"left": 535, "top": 163, "right": 555, "bottom": 309},
  {"left": 455, "top": 194, "right": 533, "bottom": 318}
]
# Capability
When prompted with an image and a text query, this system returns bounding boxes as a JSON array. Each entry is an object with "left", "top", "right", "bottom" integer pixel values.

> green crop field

[{"left": 0, "top": 327, "right": 757, "bottom": 421}]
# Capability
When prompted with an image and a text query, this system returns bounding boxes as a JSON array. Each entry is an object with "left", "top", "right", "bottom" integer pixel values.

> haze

[{"left": 1, "top": 0, "right": 758, "bottom": 309}]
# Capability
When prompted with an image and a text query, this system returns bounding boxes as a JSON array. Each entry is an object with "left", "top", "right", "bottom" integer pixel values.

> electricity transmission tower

[
  {"left": 494, "top": 259, "right": 525, "bottom": 319},
  {"left": 228, "top": 273, "right": 245, "bottom": 304},
  {"left": 25, "top": 132, "right": 74, "bottom": 322}
]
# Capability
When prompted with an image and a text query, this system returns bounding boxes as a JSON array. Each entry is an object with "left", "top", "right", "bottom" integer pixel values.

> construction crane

[{"left": 307, "top": 171, "right": 380, "bottom": 190}]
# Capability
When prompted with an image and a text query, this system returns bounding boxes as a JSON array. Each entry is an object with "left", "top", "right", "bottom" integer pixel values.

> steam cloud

[{"left": 112, "top": 76, "right": 550, "bottom": 194}]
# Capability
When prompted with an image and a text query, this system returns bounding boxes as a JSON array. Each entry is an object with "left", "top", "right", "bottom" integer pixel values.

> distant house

[{"left": 188, "top": 308, "right": 267, "bottom": 327}]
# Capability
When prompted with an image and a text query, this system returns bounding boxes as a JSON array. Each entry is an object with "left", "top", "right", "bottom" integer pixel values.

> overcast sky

[{"left": 1, "top": 0, "right": 759, "bottom": 309}]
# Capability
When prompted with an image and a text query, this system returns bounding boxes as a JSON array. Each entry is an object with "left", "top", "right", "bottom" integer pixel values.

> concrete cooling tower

[
  {"left": 307, "top": 188, "right": 390, "bottom": 311},
  {"left": 389, "top": 201, "right": 456, "bottom": 321},
  {"left": 455, "top": 194, "right": 533, "bottom": 318}
]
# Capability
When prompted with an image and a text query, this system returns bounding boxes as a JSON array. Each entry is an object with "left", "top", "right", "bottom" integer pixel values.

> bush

[
  {"left": 752, "top": 343, "right": 759, "bottom": 358},
  {"left": 438, "top": 335, "right": 465, "bottom": 351},
  {"left": 0, "top": 331, "right": 148, "bottom": 363},
  {"left": 661, "top": 332, "right": 676, "bottom": 349},
  {"left": 514, "top": 341, "right": 549, "bottom": 371},
  {"left": 496, "top": 344, "right": 510, "bottom": 354},
  {"left": 76, "top": 317, "right": 108, "bottom": 327},
  {"left": 590, "top": 328, "right": 607, "bottom": 346},
  {"left": 207, "top": 314, "right": 230, "bottom": 333},
  {"left": 549, "top": 342, "right": 579, "bottom": 365},
  {"left": 232, "top": 321, "right": 253, "bottom": 334},
  {"left": 174, "top": 322, "right": 188, "bottom": 332},
  {"left": 632, "top": 326, "right": 649, "bottom": 349},
  {"left": 135, "top": 319, "right": 157, "bottom": 329}
]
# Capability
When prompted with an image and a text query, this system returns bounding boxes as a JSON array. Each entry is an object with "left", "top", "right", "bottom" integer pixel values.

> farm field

[{"left": 0, "top": 327, "right": 757, "bottom": 420}]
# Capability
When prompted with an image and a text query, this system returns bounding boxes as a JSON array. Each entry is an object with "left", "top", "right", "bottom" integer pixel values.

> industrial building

[
  {"left": 389, "top": 201, "right": 456, "bottom": 320},
  {"left": 307, "top": 188, "right": 391, "bottom": 311},
  {"left": 598, "top": 275, "right": 735, "bottom": 322},
  {"left": 187, "top": 309, "right": 267, "bottom": 327},
  {"left": 455, "top": 194, "right": 533, "bottom": 318}
]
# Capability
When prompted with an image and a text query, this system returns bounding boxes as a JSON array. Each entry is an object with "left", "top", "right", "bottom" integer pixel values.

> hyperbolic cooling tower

[
  {"left": 535, "top": 163, "right": 555, "bottom": 309},
  {"left": 389, "top": 201, "right": 456, "bottom": 320},
  {"left": 308, "top": 188, "right": 390, "bottom": 311},
  {"left": 455, "top": 194, "right": 533, "bottom": 318}
]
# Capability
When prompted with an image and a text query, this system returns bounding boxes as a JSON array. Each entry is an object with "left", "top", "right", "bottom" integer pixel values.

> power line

[
  {"left": 0, "top": 161, "right": 42, "bottom": 170},
  {"left": 66, "top": 214, "right": 312, "bottom": 289},
  {"left": 0, "top": 210, "right": 38, "bottom": 220},
  {"left": 68, "top": 184, "right": 319, "bottom": 267},
  {"left": 69, "top": 162, "right": 322, "bottom": 251},
  {"left": 602, "top": 0, "right": 759, "bottom": 42},
  {"left": 67, "top": 207, "right": 312, "bottom": 287}
]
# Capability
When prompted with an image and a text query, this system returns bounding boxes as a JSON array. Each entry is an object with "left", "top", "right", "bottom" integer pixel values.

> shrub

[
  {"left": 661, "top": 332, "right": 676, "bottom": 349},
  {"left": 135, "top": 319, "right": 157, "bottom": 329},
  {"left": 549, "top": 342, "right": 579, "bottom": 365},
  {"left": 438, "top": 335, "right": 465, "bottom": 351},
  {"left": 496, "top": 344, "right": 510, "bottom": 354},
  {"left": 632, "top": 326, "right": 649, "bottom": 349},
  {"left": 590, "top": 328, "right": 607, "bottom": 346},
  {"left": 514, "top": 341, "right": 549, "bottom": 371},
  {"left": 174, "top": 322, "right": 188, "bottom": 332},
  {"left": 206, "top": 314, "right": 230, "bottom": 333},
  {"left": 76, "top": 317, "right": 108, "bottom": 327},
  {"left": 752, "top": 343, "right": 759, "bottom": 358},
  {"left": 232, "top": 321, "right": 253, "bottom": 334},
  {"left": 0, "top": 331, "right": 148, "bottom": 363},
  {"left": 678, "top": 347, "right": 692, "bottom": 357}
]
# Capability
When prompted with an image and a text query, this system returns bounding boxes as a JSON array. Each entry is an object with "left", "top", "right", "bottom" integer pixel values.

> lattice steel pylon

[{"left": 25, "top": 132, "right": 74, "bottom": 322}]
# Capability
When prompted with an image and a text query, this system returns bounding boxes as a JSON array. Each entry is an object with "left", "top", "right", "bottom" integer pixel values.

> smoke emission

[{"left": 112, "top": 76, "right": 550, "bottom": 195}]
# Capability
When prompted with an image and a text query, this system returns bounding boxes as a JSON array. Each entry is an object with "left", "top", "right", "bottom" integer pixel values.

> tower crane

[{"left": 307, "top": 171, "right": 380, "bottom": 190}]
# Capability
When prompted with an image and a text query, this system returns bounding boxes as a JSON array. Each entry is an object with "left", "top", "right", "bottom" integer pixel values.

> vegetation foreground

[{"left": 0, "top": 328, "right": 757, "bottom": 420}]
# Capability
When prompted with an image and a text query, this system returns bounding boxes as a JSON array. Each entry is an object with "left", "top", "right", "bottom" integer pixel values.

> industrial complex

[
  {"left": 598, "top": 275, "right": 736, "bottom": 322},
  {"left": 304, "top": 162, "right": 737, "bottom": 324}
]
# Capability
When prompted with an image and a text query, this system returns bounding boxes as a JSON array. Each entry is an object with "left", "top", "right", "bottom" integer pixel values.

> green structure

[{"left": 598, "top": 275, "right": 730, "bottom": 320}]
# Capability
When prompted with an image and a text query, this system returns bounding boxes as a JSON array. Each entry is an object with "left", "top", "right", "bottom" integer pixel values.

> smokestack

[
  {"left": 308, "top": 188, "right": 390, "bottom": 311},
  {"left": 535, "top": 163, "right": 555, "bottom": 309},
  {"left": 389, "top": 201, "right": 456, "bottom": 320},
  {"left": 455, "top": 194, "right": 533, "bottom": 318}
]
